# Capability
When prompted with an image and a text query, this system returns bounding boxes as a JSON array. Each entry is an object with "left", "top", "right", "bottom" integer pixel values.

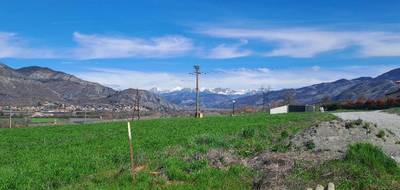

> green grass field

[
  {"left": 383, "top": 107, "right": 400, "bottom": 115},
  {"left": 30, "top": 117, "right": 59, "bottom": 123},
  {"left": 1, "top": 112, "right": 399, "bottom": 190},
  {"left": 0, "top": 117, "right": 68, "bottom": 128}
]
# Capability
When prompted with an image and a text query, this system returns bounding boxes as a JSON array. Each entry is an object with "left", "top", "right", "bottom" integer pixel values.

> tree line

[{"left": 323, "top": 96, "right": 400, "bottom": 111}]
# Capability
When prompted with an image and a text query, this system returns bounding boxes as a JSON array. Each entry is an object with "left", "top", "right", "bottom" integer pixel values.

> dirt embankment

[
  {"left": 291, "top": 119, "right": 400, "bottom": 163},
  {"left": 205, "top": 119, "right": 400, "bottom": 190},
  {"left": 334, "top": 111, "right": 400, "bottom": 138}
]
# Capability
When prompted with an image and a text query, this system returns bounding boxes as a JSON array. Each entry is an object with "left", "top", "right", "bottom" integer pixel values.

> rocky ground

[
  {"left": 291, "top": 119, "right": 400, "bottom": 163},
  {"left": 334, "top": 111, "right": 400, "bottom": 137},
  {"left": 204, "top": 118, "right": 400, "bottom": 190}
]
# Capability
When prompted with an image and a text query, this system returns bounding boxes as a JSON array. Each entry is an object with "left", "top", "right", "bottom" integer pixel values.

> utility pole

[
  {"left": 84, "top": 107, "right": 87, "bottom": 124},
  {"left": 232, "top": 100, "right": 236, "bottom": 116},
  {"left": 135, "top": 89, "right": 140, "bottom": 120},
  {"left": 8, "top": 105, "right": 12, "bottom": 128},
  {"left": 131, "top": 94, "right": 135, "bottom": 121},
  {"left": 131, "top": 104, "right": 135, "bottom": 121},
  {"left": 261, "top": 87, "right": 266, "bottom": 112},
  {"left": 191, "top": 65, "right": 203, "bottom": 118},
  {"left": 262, "top": 86, "right": 271, "bottom": 112}
]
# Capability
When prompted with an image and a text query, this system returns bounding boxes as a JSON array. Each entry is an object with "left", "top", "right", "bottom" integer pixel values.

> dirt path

[{"left": 333, "top": 111, "right": 400, "bottom": 137}]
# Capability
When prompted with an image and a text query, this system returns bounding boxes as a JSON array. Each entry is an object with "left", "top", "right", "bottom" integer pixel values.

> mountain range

[
  {"left": 0, "top": 63, "right": 178, "bottom": 112},
  {"left": 151, "top": 87, "right": 258, "bottom": 108},
  {"left": 1, "top": 63, "right": 399, "bottom": 111},
  {"left": 156, "top": 68, "right": 400, "bottom": 109}
]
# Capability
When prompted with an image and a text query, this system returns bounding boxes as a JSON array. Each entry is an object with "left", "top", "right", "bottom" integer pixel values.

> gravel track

[{"left": 333, "top": 111, "right": 400, "bottom": 137}]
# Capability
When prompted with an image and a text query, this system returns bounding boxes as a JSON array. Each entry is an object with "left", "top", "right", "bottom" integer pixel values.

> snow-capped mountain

[
  {"left": 203, "top": 88, "right": 259, "bottom": 96},
  {"left": 150, "top": 87, "right": 259, "bottom": 96},
  {"left": 150, "top": 87, "right": 261, "bottom": 108}
]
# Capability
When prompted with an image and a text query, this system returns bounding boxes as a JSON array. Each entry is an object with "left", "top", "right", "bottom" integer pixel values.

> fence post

[{"left": 127, "top": 122, "right": 135, "bottom": 181}]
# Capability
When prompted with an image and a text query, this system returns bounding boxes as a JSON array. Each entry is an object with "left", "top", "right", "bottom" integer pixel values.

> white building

[{"left": 270, "top": 105, "right": 315, "bottom": 114}]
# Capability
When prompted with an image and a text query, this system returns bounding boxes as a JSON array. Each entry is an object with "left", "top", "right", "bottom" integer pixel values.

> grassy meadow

[
  {"left": 1, "top": 112, "right": 399, "bottom": 190},
  {"left": 0, "top": 112, "right": 335, "bottom": 190},
  {"left": 30, "top": 118, "right": 61, "bottom": 123}
]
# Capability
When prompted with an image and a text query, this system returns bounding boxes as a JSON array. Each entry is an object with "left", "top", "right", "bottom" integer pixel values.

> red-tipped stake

[{"left": 127, "top": 122, "right": 135, "bottom": 181}]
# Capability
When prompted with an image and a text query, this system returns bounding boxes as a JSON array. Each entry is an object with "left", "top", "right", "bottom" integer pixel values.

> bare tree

[
  {"left": 321, "top": 95, "right": 332, "bottom": 106},
  {"left": 283, "top": 89, "right": 296, "bottom": 105}
]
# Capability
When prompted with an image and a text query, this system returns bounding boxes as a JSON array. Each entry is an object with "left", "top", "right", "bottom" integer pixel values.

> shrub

[
  {"left": 345, "top": 119, "right": 363, "bottom": 128},
  {"left": 376, "top": 130, "right": 386, "bottom": 139},
  {"left": 305, "top": 140, "right": 315, "bottom": 150},
  {"left": 280, "top": 130, "right": 289, "bottom": 139},
  {"left": 362, "top": 122, "right": 376, "bottom": 133}
]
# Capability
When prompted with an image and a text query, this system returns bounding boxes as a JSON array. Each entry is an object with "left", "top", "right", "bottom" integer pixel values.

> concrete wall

[{"left": 270, "top": 105, "right": 288, "bottom": 114}]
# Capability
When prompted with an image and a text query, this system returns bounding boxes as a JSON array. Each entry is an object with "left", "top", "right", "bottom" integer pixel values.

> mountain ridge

[
  {"left": 158, "top": 67, "right": 400, "bottom": 109},
  {"left": 1, "top": 63, "right": 399, "bottom": 110},
  {"left": 0, "top": 64, "right": 179, "bottom": 112},
  {"left": 226, "top": 69, "right": 400, "bottom": 109}
]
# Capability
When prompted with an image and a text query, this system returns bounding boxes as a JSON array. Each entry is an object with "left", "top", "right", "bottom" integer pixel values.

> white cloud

[
  {"left": 74, "top": 68, "right": 190, "bottom": 90},
  {"left": 0, "top": 32, "right": 194, "bottom": 59},
  {"left": 72, "top": 32, "right": 194, "bottom": 59},
  {"left": 204, "top": 40, "right": 251, "bottom": 59},
  {"left": 200, "top": 28, "right": 400, "bottom": 58},
  {"left": 2, "top": 29, "right": 400, "bottom": 59},
  {"left": 0, "top": 32, "right": 56, "bottom": 58},
  {"left": 311, "top": 65, "right": 321, "bottom": 71},
  {"left": 74, "top": 65, "right": 397, "bottom": 91}
]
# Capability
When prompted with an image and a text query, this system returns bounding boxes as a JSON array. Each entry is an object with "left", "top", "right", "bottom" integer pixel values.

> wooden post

[{"left": 127, "top": 122, "right": 135, "bottom": 181}]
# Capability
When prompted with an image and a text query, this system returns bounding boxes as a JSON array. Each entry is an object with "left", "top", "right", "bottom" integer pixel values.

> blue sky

[{"left": 1, "top": 0, "right": 400, "bottom": 90}]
